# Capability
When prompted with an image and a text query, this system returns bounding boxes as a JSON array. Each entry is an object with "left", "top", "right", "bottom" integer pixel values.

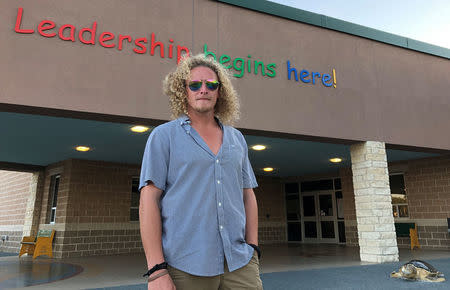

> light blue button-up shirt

[{"left": 139, "top": 116, "right": 258, "bottom": 276}]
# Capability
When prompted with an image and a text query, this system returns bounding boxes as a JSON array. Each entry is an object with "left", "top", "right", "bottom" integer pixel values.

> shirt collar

[
  {"left": 178, "top": 115, "right": 191, "bottom": 134},
  {"left": 178, "top": 115, "right": 191, "bottom": 125},
  {"left": 178, "top": 115, "right": 224, "bottom": 131}
]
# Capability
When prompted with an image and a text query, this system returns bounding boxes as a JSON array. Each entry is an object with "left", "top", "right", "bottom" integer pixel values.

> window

[
  {"left": 130, "top": 177, "right": 140, "bottom": 221},
  {"left": 48, "top": 174, "right": 60, "bottom": 224},
  {"left": 390, "top": 174, "right": 408, "bottom": 218},
  {"left": 285, "top": 182, "right": 301, "bottom": 241},
  {"left": 300, "top": 179, "right": 333, "bottom": 192}
]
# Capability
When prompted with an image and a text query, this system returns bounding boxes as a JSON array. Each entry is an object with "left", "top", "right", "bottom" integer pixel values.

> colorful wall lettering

[{"left": 13, "top": 7, "right": 337, "bottom": 88}]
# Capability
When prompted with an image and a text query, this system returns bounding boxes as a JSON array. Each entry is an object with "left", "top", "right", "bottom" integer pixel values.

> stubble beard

[
  {"left": 188, "top": 100, "right": 217, "bottom": 115},
  {"left": 194, "top": 106, "right": 214, "bottom": 114}
]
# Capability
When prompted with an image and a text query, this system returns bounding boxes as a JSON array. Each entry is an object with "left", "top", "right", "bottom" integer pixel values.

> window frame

[
  {"left": 130, "top": 176, "right": 140, "bottom": 222},
  {"left": 48, "top": 174, "right": 60, "bottom": 224},
  {"left": 389, "top": 172, "right": 409, "bottom": 219}
]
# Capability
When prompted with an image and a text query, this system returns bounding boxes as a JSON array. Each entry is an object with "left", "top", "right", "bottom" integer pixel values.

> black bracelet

[
  {"left": 143, "top": 262, "right": 168, "bottom": 278},
  {"left": 248, "top": 243, "right": 261, "bottom": 259}
]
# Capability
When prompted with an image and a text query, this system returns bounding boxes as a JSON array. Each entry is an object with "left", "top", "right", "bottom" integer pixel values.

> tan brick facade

[
  {"left": 392, "top": 155, "right": 450, "bottom": 249},
  {"left": 0, "top": 170, "right": 33, "bottom": 253},
  {"left": 255, "top": 176, "right": 286, "bottom": 243},
  {"left": 39, "top": 161, "right": 69, "bottom": 226},
  {"left": 38, "top": 160, "right": 290, "bottom": 257},
  {"left": 22, "top": 171, "right": 45, "bottom": 237},
  {"left": 404, "top": 156, "right": 450, "bottom": 220},
  {"left": 1, "top": 153, "right": 448, "bottom": 257},
  {"left": 340, "top": 168, "right": 358, "bottom": 246},
  {"left": 350, "top": 141, "right": 399, "bottom": 263},
  {"left": 36, "top": 159, "right": 142, "bottom": 258},
  {"left": 340, "top": 154, "right": 450, "bottom": 250}
]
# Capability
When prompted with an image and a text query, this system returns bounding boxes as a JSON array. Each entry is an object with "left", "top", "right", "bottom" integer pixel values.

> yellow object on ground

[
  {"left": 410, "top": 226, "right": 420, "bottom": 250},
  {"left": 19, "top": 230, "right": 55, "bottom": 259}
]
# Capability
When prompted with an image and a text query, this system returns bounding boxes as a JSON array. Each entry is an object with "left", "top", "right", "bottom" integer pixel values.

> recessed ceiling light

[
  {"left": 263, "top": 167, "right": 274, "bottom": 172},
  {"left": 251, "top": 145, "right": 266, "bottom": 151},
  {"left": 76, "top": 146, "right": 91, "bottom": 152},
  {"left": 329, "top": 158, "right": 342, "bottom": 163},
  {"left": 131, "top": 125, "right": 150, "bottom": 133}
]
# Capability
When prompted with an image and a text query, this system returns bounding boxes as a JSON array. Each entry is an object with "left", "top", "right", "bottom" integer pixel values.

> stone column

[
  {"left": 22, "top": 171, "right": 45, "bottom": 236},
  {"left": 350, "top": 141, "right": 399, "bottom": 263}
]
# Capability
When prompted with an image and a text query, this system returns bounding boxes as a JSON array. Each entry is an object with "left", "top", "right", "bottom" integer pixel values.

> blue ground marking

[
  {"left": 0, "top": 252, "right": 17, "bottom": 257},
  {"left": 260, "top": 258, "right": 449, "bottom": 290},
  {"left": 87, "top": 258, "right": 449, "bottom": 290},
  {"left": 0, "top": 260, "right": 83, "bottom": 288}
]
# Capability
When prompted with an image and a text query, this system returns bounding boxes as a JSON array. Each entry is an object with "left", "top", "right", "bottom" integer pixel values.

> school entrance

[{"left": 285, "top": 178, "right": 346, "bottom": 244}]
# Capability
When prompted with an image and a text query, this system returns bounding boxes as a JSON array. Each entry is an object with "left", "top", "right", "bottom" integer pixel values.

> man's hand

[{"left": 148, "top": 272, "right": 176, "bottom": 290}]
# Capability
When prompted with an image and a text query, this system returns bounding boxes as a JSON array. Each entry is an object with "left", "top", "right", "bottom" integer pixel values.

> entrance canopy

[{"left": 0, "top": 110, "right": 441, "bottom": 175}]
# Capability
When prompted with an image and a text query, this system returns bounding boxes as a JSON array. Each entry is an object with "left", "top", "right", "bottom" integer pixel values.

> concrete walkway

[{"left": 1, "top": 244, "right": 449, "bottom": 289}]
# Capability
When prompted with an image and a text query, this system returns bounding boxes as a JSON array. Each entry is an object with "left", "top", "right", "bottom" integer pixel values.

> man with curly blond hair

[{"left": 139, "top": 54, "right": 263, "bottom": 290}]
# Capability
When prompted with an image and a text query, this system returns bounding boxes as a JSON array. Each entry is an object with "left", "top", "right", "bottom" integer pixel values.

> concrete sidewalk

[{"left": 1, "top": 244, "right": 449, "bottom": 289}]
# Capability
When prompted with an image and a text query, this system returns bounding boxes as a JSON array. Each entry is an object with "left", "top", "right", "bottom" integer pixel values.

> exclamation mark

[{"left": 333, "top": 69, "right": 337, "bottom": 88}]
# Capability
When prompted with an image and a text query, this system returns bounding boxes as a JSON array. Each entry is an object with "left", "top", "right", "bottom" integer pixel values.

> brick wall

[
  {"left": 340, "top": 154, "right": 450, "bottom": 250},
  {"left": 37, "top": 159, "right": 143, "bottom": 258},
  {"left": 56, "top": 227, "right": 142, "bottom": 258},
  {"left": 255, "top": 176, "right": 286, "bottom": 243},
  {"left": 44, "top": 160, "right": 289, "bottom": 257},
  {"left": 39, "top": 161, "right": 69, "bottom": 226},
  {"left": 10, "top": 154, "right": 447, "bottom": 257},
  {"left": 35, "top": 159, "right": 292, "bottom": 257},
  {"left": 63, "top": 159, "right": 142, "bottom": 257},
  {"left": 66, "top": 159, "right": 136, "bottom": 225},
  {"left": 404, "top": 155, "right": 450, "bottom": 220},
  {"left": 340, "top": 168, "right": 358, "bottom": 246},
  {"left": 0, "top": 170, "right": 33, "bottom": 253},
  {"left": 23, "top": 171, "right": 45, "bottom": 237},
  {"left": 32, "top": 161, "right": 67, "bottom": 257},
  {"left": 350, "top": 141, "right": 398, "bottom": 263},
  {"left": 400, "top": 155, "right": 450, "bottom": 249}
]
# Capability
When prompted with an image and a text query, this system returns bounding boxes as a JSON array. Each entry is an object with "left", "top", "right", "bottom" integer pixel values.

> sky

[{"left": 268, "top": 0, "right": 450, "bottom": 49}]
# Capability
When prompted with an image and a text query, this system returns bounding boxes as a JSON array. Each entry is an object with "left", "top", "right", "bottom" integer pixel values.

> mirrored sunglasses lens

[
  {"left": 206, "top": 81, "right": 219, "bottom": 90},
  {"left": 188, "top": 81, "right": 202, "bottom": 91}
]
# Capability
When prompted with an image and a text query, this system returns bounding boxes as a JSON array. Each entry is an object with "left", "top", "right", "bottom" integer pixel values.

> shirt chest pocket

[{"left": 223, "top": 143, "right": 243, "bottom": 167}]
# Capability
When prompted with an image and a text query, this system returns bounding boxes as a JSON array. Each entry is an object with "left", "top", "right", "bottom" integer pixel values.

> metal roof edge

[{"left": 215, "top": 0, "right": 450, "bottom": 59}]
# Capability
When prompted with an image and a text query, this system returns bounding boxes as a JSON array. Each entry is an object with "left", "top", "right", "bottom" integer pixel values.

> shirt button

[
  {"left": 220, "top": 225, "right": 223, "bottom": 230},
  {"left": 216, "top": 159, "right": 219, "bottom": 163},
  {"left": 217, "top": 180, "right": 221, "bottom": 184},
  {"left": 218, "top": 202, "right": 222, "bottom": 207}
]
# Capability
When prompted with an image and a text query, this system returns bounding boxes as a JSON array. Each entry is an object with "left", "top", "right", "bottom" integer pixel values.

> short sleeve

[
  {"left": 139, "top": 127, "right": 169, "bottom": 192},
  {"left": 239, "top": 132, "right": 258, "bottom": 189}
]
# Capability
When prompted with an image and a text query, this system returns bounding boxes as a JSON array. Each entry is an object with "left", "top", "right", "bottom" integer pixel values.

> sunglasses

[{"left": 188, "top": 80, "right": 220, "bottom": 91}]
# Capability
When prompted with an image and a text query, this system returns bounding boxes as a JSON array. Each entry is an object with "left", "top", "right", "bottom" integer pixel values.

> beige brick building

[
  {"left": 1, "top": 154, "right": 448, "bottom": 258},
  {"left": 0, "top": 171, "right": 33, "bottom": 252},
  {"left": 0, "top": 0, "right": 449, "bottom": 263}
]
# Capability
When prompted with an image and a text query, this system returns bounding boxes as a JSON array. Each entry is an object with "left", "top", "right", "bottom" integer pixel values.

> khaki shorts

[{"left": 167, "top": 251, "right": 263, "bottom": 290}]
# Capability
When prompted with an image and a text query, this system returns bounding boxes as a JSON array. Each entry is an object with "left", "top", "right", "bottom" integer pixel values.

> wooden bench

[
  {"left": 19, "top": 229, "right": 55, "bottom": 259},
  {"left": 394, "top": 223, "right": 420, "bottom": 250}
]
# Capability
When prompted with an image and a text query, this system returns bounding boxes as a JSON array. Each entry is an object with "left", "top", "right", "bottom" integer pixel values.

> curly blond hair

[{"left": 163, "top": 54, "right": 240, "bottom": 125}]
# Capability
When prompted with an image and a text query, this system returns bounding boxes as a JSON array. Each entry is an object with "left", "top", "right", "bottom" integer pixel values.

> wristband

[
  {"left": 143, "top": 262, "right": 168, "bottom": 278},
  {"left": 248, "top": 243, "right": 261, "bottom": 259},
  {"left": 148, "top": 269, "right": 169, "bottom": 282}
]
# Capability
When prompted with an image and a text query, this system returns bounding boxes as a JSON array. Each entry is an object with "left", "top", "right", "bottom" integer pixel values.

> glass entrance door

[
  {"left": 318, "top": 192, "right": 337, "bottom": 241},
  {"left": 285, "top": 183, "right": 301, "bottom": 242},
  {"left": 302, "top": 194, "right": 318, "bottom": 240},
  {"left": 302, "top": 191, "right": 338, "bottom": 243}
]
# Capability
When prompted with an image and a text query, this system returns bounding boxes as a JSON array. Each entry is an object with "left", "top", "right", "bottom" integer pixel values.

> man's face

[{"left": 186, "top": 66, "right": 219, "bottom": 115}]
